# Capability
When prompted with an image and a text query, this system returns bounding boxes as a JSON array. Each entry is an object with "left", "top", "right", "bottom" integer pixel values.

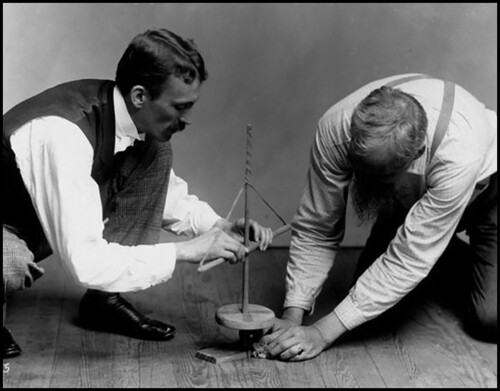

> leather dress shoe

[
  {"left": 78, "top": 291, "right": 176, "bottom": 341},
  {"left": 3, "top": 326, "right": 22, "bottom": 359}
]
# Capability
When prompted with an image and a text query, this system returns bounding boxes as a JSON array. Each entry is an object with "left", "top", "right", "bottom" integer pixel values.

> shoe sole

[{"left": 75, "top": 317, "right": 176, "bottom": 341}]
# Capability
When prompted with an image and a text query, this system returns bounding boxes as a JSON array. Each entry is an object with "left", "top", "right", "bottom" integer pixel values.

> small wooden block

[
  {"left": 195, "top": 344, "right": 250, "bottom": 364},
  {"left": 216, "top": 303, "right": 275, "bottom": 330}
]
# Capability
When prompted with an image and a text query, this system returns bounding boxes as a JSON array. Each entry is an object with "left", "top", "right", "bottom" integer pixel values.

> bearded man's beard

[{"left": 350, "top": 172, "right": 401, "bottom": 224}]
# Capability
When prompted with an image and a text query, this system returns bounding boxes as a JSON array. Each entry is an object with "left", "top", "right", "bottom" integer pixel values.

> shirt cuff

[
  {"left": 145, "top": 243, "right": 177, "bottom": 286},
  {"left": 333, "top": 294, "right": 367, "bottom": 330},
  {"left": 283, "top": 296, "right": 314, "bottom": 314}
]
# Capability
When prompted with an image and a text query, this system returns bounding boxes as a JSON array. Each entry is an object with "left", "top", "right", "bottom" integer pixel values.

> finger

[
  {"left": 220, "top": 242, "right": 246, "bottom": 264},
  {"left": 232, "top": 232, "right": 245, "bottom": 243},
  {"left": 247, "top": 221, "right": 260, "bottom": 243},
  {"left": 249, "top": 222, "right": 269, "bottom": 251},
  {"left": 265, "top": 331, "right": 297, "bottom": 356},
  {"left": 260, "top": 228, "right": 273, "bottom": 250},
  {"left": 225, "top": 252, "right": 238, "bottom": 264},
  {"left": 288, "top": 351, "right": 308, "bottom": 362},
  {"left": 266, "top": 334, "right": 297, "bottom": 357},
  {"left": 234, "top": 218, "right": 245, "bottom": 233},
  {"left": 221, "top": 233, "right": 246, "bottom": 253},
  {"left": 253, "top": 223, "right": 265, "bottom": 250},
  {"left": 239, "top": 243, "right": 248, "bottom": 259},
  {"left": 214, "top": 235, "right": 239, "bottom": 261},
  {"left": 224, "top": 223, "right": 244, "bottom": 242},
  {"left": 229, "top": 242, "right": 246, "bottom": 261},
  {"left": 280, "top": 343, "right": 305, "bottom": 361},
  {"left": 219, "top": 241, "right": 242, "bottom": 263},
  {"left": 262, "top": 325, "right": 272, "bottom": 335},
  {"left": 260, "top": 326, "right": 288, "bottom": 345}
]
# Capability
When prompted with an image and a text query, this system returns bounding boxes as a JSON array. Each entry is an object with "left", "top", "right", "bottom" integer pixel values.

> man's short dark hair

[
  {"left": 348, "top": 86, "right": 428, "bottom": 170},
  {"left": 115, "top": 28, "right": 208, "bottom": 100}
]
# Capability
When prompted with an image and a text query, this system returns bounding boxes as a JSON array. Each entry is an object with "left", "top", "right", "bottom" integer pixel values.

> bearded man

[{"left": 260, "top": 74, "right": 497, "bottom": 361}]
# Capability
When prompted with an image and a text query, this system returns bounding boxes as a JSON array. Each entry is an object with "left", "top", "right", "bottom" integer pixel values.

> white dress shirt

[
  {"left": 10, "top": 86, "right": 222, "bottom": 292},
  {"left": 285, "top": 74, "right": 497, "bottom": 330}
]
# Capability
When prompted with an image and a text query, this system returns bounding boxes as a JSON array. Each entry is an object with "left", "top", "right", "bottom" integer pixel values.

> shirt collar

[{"left": 113, "top": 86, "right": 145, "bottom": 141}]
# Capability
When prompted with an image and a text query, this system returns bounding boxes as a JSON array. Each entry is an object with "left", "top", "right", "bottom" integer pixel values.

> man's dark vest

[{"left": 3, "top": 79, "right": 172, "bottom": 258}]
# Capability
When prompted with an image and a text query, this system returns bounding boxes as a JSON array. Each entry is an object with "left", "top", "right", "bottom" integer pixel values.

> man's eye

[{"left": 175, "top": 104, "right": 192, "bottom": 111}]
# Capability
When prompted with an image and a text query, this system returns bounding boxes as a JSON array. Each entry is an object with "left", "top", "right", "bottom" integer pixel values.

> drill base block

[{"left": 215, "top": 303, "right": 275, "bottom": 330}]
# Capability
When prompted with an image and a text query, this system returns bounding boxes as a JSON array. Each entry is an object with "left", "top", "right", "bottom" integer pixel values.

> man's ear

[
  {"left": 129, "top": 86, "right": 148, "bottom": 109},
  {"left": 415, "top": 144, "right": 426, "bottom": 159}
]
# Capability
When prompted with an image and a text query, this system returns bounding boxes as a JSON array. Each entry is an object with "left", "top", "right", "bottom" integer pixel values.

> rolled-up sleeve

[{"left": 162, "top": 170, "right": 222, "bottom": 237}]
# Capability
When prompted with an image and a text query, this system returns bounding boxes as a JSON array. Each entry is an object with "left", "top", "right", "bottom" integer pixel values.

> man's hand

[
  {"left": 263, "top": 317, "right": 297, "bottom": 336},
  {"left": 260, "top": 310, "right": 347, "bottom": 362},
  {"left": 175, "top": 226, "right": 247, "bottom": 264},
  {"left": 261, "top": 324, "right": 329, "bottom": 362},
  {"left": 259, "top": 306, "right": 304, "bottom": 336},
  {"left": 214, "top": 218, "right": 273, "bottom": 251}
]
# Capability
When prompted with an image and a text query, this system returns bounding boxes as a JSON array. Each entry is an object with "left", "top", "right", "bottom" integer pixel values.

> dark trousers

[{"left": 353, "top": 173, "right": 497, "bottom": 342}]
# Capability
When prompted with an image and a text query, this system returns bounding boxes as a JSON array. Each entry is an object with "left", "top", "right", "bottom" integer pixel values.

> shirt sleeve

[
  {"left": 162, "top": 170, "right": 222, "bottom": 237},
  {"left": 334, "top": 153, "right": 482, "bottom": 330},
  {"left": 284, "top": 121, "right": 351, "bottom": 312},
  {"left": 10, "top": 116, "right": 177, "bottom": 293}
]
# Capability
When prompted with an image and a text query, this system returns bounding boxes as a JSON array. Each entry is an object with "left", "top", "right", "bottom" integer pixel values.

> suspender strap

[
  {"left": 384, "top": 75, "right": 456, "bottom": 162},
  {"left": 384, "top": 74, "right": 431, "bottom": 88},
  {"left": 430, "top": 81, "right": 455, "bottom": 160}
]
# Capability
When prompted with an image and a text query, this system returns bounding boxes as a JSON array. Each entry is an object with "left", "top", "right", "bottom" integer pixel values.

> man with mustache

[
  {"left": 260, "top": 74, "right": 497, "bottom": 361},
  {"left": 3, "top": 28, "right": 273, "bottom": 358}
]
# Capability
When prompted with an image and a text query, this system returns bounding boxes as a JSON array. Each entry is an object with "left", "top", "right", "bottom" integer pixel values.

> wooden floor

[{"left": 3, "top": 247, "right": 497, "bottom": 388}]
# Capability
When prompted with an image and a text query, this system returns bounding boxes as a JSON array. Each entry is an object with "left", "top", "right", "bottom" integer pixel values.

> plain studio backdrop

[{"left": 3, "top": 3, "right": 497, "bottom": 246}]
